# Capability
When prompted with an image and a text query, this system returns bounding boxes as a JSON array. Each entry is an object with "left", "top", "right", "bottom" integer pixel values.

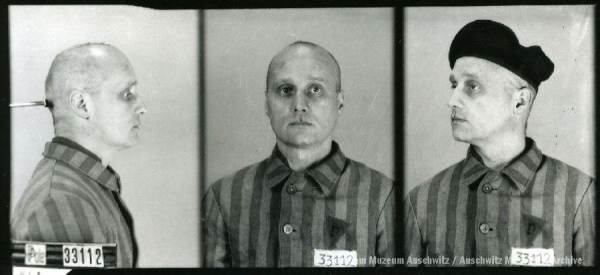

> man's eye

[
  {"left": 309, "top": 86, "right": 322, "bottom": 94},
  {"left": 466, "top": 82, "right": 480, "bottom": 93},
  {"left": 279, "top": 86, "right": 292, "bottom": 94},
  {"left": 450, "top": 83, "right": 457, "bottom": 89},
  {"left": 122, "top": 91, "right": 134, "bottom": 100}
]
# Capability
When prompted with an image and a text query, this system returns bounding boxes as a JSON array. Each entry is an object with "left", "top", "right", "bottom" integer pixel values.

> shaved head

[
  {"left": 45, "top": 43, "right": 134, "bottom": 132},
  {"left": 267, "top": 41, "right": 341, "bottom": 93},
  {"left": 264, "top": 41, "right": 344, "bottom": 151}
]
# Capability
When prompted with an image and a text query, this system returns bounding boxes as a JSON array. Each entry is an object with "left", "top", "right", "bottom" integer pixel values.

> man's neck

[
  {"left": 472, "top": 135, "right": 526, "bottom": 171},
  {"left": 277, "top": 139, "right": 332, "bottom": 172},
  {"left": 56, "top": 134, "right": 115, "bottom": 167}
]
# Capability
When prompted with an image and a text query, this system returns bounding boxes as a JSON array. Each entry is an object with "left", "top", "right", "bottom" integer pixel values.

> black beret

[{"left": 449, "top": 20, "right": 554, "bottom": 91}]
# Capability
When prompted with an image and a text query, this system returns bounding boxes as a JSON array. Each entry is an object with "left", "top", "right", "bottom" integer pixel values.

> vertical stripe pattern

[
  {"left": 11, "top": 140, "right": 136, "bottom": 268},
  {"left": 202, "top": 141, "right": 396, "bottom": 267},
  {"left": 404, "top": 138, "right": 596, "bottom": 266}
]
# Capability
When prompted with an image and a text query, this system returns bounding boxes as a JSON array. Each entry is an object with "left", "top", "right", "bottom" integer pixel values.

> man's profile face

[
  {"left": 447, "top": 57, "right": 515, "bottom": 145},
  {"left": 91, "top": 55, "right": 146, "bottom": 150},
  {"left": 266, "top": 45, "right": 343, "bottom": 148}
]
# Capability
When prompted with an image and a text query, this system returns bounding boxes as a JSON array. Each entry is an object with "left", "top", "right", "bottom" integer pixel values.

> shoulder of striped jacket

[
  {"left": 47, "top": 159, "right": 98, "bottom": 190},
  {"left": 206, "top": 158, "right": 268, "bottom": 192},
  {"left": 544, "top": 155, "right": 595, "bottom": 183},
  {"left": 406, "top": 159, "right": 462, "bottom": 198},
  {"left": 346, "top": 158, "right": 395, "bottom": 188}
]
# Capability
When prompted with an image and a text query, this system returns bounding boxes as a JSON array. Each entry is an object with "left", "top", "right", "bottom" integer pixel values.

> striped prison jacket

[
  {"left": 404, "top": 138, "right": 595, "bottom": 266},
  {"left": 203, "top": 141, "right": 396, "bottom": 267},
  {"left": 11, "top": 137, "right": 137, "bottom": 267}
]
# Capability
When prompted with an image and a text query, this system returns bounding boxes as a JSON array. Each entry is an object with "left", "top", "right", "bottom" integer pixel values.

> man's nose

[
  {"left": 136, "top": 96, "right": 148, "bottom": 115},
  {"left": 292, "top": 93, "right": 308, "bottom": 113},
  {"left": 447, "top": 87, "right": 462, "bottom": 109}
]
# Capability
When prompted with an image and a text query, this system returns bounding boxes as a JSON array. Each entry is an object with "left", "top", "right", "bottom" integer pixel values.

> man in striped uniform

[
  {"left": 11, "top": 43, "right": 147, "bottom": 268},
  {"left": 203, "top": 41, "right": 396, "bottom": 267},
  {"left": 404, "top": 20, "right": 595, "bottom": 266}
]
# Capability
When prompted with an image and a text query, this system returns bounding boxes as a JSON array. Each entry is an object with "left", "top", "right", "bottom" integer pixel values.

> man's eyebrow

[
  {"left": 463, "top": 72, "right": 480, "bottom": 80},
  {"left": 272, "top": 77, "right": 293, "bottom": 86},
  {"left": 449, "top": 72, "right": 480, "bottom": 82}
]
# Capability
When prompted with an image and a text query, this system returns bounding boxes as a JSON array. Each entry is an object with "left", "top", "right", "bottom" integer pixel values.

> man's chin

[
  {"left": 451, "top": 131, "right": 470, "bottom": 143},
  {"left": 116, "top": 138, "right": 138, "bottom": 150},
  {"left": 278, "top": 135, "right": 319, "bottom": 148}
]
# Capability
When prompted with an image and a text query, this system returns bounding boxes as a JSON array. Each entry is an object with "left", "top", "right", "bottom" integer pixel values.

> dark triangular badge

[
  {"left": 327, "top": 216, "right": 350, "bottom": 248},
  {"left": 522, "top": 214, "right": 547, "bottom": 246}
]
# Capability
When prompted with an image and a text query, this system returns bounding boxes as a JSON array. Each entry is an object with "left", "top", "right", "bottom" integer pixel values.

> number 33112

[{"left": 63, "top": 245, "right": 104, "bottom": 267}]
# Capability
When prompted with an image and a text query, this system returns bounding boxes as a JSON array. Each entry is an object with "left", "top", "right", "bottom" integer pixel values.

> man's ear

[
  {"left": 337, "top": 89, "right": 345, "bottom": 114},
  {"left": 70, "top": 91, "right": 91, "bottom": 119},
  {"left": 514, "top": 87, "right": 533, "bottom": 115}
]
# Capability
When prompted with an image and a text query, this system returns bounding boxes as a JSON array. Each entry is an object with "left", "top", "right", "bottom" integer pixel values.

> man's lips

[
  {"left": 289, "top": 121, "right": 313, "bottom": 126},
  {"left": 451, "top": 113, "right": 466, "bottom": 122},
  {"left": 451, "top": 117, "right": 466, "bottom": 124}
]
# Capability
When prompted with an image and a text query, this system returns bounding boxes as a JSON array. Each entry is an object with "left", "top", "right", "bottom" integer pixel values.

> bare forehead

[
  {"left": 449, "top": 57, "right": 507, "bottom": 82},
  {"left": 94, "top": 49, "right": 133, "bottom": 72},
  {"left": 271, "top": 45, "right": 337, "bottom": 71}
]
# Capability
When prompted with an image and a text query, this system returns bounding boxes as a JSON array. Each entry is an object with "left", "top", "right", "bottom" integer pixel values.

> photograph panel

[
  {"left": 10, "top": 5, "right": 200, "bottom": 267},
  {"left": 405, "top": 5, "right": 594, "bottom": 192},
  {"left": 404, "top": 5, "right": 595, "bottom": 267},
  {"left": 204, "top": 8, "right": 394, "bottom": 186},
  {"left": 203, "top": 8, "right": 395, "bottom": 267}
]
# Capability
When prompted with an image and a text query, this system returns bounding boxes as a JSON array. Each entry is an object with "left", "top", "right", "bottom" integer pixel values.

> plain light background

[
  {"left": 10, "top": 6, "right": 200, "bottom": 267},
  {"left": 404, "top": 6, "right": 595, "bottom": 195},
  {"left": 204, "top": 8, "right": 395, "bottom": 190}
]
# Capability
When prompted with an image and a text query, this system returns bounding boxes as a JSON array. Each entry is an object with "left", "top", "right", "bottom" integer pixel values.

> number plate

[
  {"left": 313, "top": 249, "right": 357, "bottom": 267},
  {"left": 62, "top": 244, "right": 104, "bottom": 268},
  {"left": 510, "top": 248, "right": 554, "bottom": 266}
]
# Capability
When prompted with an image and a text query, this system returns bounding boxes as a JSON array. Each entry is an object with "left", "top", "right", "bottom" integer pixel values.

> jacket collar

[
  {"left": 43, "top": 138, "right": 121, "bottom": 193},
  {"left": 460, "top": 138, "right": 543, "bottom": 193},
  {"left": 265, "top": 141, "right": 347, "bottom": 196}
]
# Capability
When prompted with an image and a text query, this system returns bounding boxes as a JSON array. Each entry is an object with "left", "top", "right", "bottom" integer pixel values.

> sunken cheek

[
  {"left": 268, "top": 96, "right": 288, "bottom": 110},
  {"left": 471, "top": 101, "right": 501, "bottom": 126}
]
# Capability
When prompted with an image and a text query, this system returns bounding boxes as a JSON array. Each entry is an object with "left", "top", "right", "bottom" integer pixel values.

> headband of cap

[{"left": 449, "top": 20, "right": 554, "bottom": 91}]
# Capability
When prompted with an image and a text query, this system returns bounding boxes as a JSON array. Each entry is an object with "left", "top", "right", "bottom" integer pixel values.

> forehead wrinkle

[
  {"left": 453, "top": 64, "right": 488, "bottom": 83},
  {"left": 307, "top": 73, "right": 327, "bottom": 83},
  {"left": 462, "top": 72, "right": 481, "bottom": 80},
  {"left": 455, "top": 57, "right": 507, "bottom": 78},
  {"left": 272, "top": 76, "right": 292, "bottom": 84},
  {"left": 271, "top": 59, "right": 334, "bottom": 84},
  {"left": 270, "top": 67, "right": 331, "bottom": 90}
]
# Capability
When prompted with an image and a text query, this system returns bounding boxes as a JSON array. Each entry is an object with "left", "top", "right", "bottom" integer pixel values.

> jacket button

[
  {"left": 479, "top": 223, "right": 490, "bottom": 234},
  {"left": 286, "top": 185, "right": 297, "bottom": 194},
  {"left": 283, "top": 224, "right": 294, "bottom": 234},
  {"left": 482, "top": 183, "right": 493, "bottom": 194}
]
